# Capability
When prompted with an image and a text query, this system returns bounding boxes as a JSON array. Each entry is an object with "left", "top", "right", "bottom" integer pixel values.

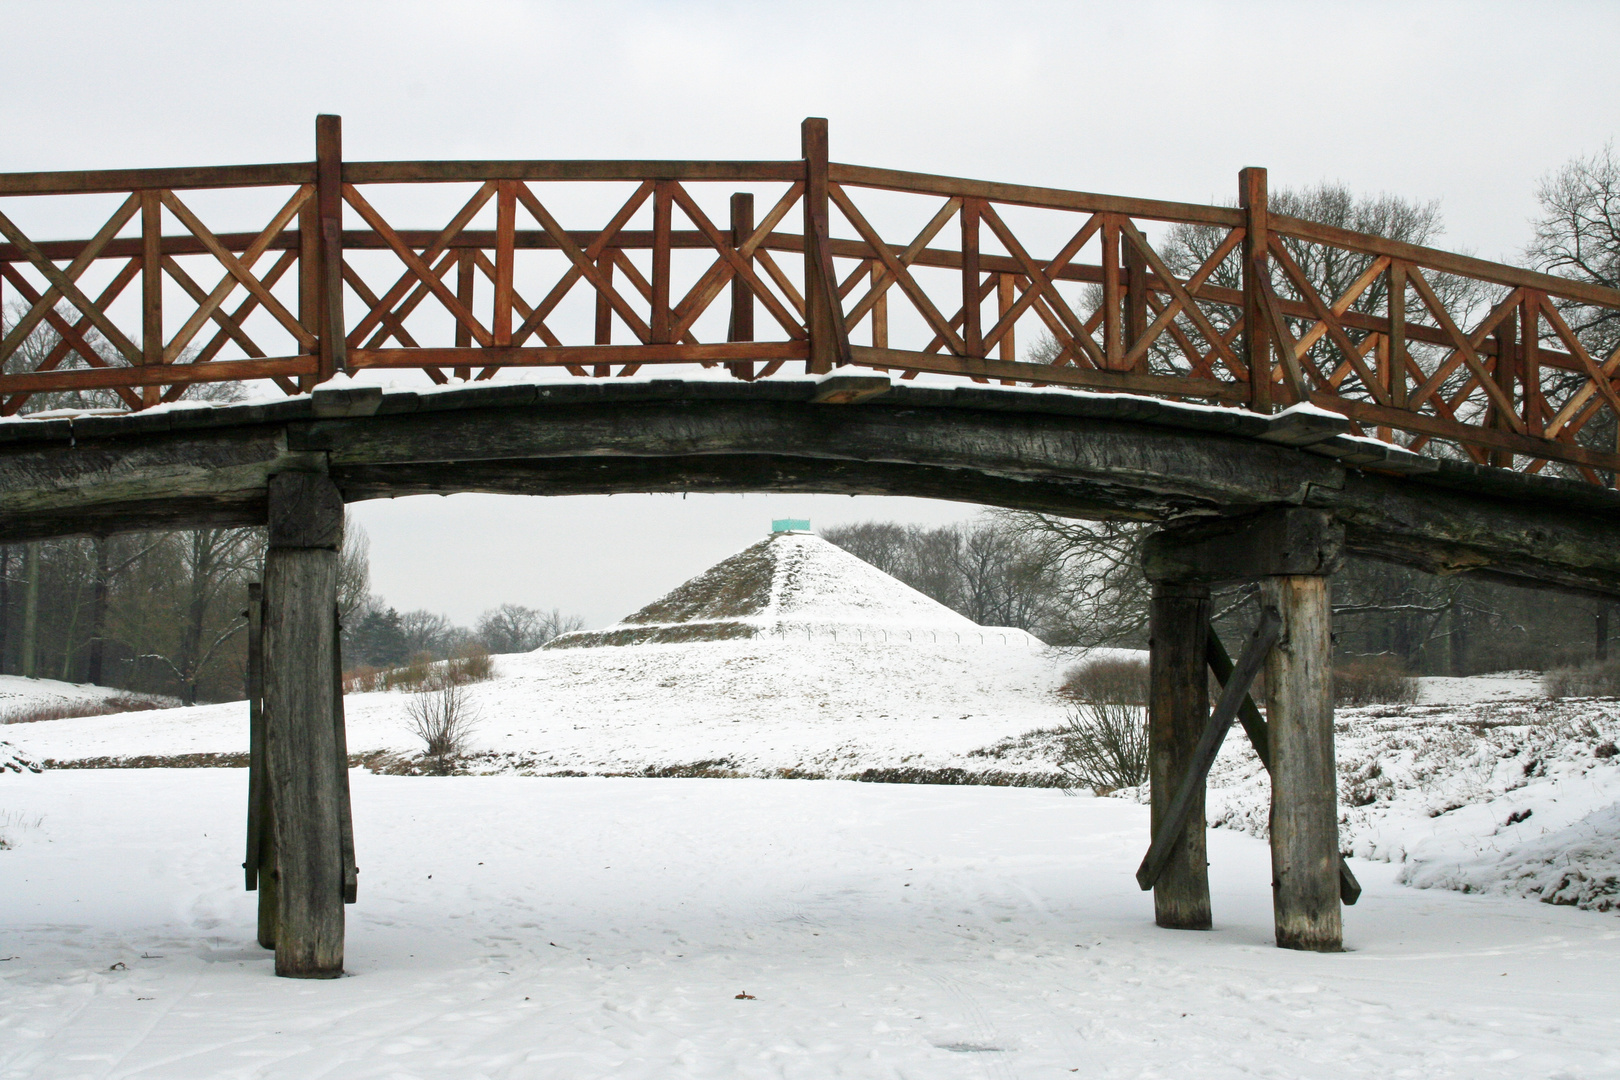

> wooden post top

[{"left": 1142, "top": 508, "right": 1343, "bottom": 585}]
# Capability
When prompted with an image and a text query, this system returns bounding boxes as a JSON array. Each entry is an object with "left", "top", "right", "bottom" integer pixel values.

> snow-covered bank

[
  {"left": 3, "top": 639, "right": 1086, "bottom": 781},
  {"left": 3, "top": 770, "right": 1618, "bottom": 1079},
  {"left": 1115, "top": 692, "right": 1620, "bottom": 912},
  {"left": 0, "top": 675, "right": 175, "bottom": 723}
]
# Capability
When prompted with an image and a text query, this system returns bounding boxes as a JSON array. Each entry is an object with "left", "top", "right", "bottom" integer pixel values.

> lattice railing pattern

[{"left": 2, "top": 117, "right": 1618, "bottom": 483}]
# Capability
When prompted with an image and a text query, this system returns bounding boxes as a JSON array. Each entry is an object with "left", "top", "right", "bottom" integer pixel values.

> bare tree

[
  {"left": 1529, "top": 143, "right": 1620, "bottom": 359},
  {"left": 475, "top": 603, "right": 583, "bottom": 653}
]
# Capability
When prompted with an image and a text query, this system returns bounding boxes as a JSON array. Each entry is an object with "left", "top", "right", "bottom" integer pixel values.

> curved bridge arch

[{"left": 4, "top": 378, "right": 1620, "bottom": 596}]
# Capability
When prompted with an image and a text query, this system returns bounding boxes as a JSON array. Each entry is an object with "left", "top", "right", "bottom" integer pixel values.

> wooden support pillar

[
  {"left": 1262, "top": 574, "right": 1341, "bottom": 952},
  {"left": 1143, "top": 508, "right": 1348, "bottom": 949},
  {"left": 263, "top": 472, "right": 347, "bottom": 978},
  {"left": 1148, "top": 582, "right": 1212, "bottom": 929}
]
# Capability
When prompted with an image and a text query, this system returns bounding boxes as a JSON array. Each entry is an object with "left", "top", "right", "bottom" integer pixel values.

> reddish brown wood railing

[{"left": 3, "top": 115, "right": 1618, "bottom": 483}]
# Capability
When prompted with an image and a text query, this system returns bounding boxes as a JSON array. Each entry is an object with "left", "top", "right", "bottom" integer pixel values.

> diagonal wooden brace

[
  {"left": 1137, "top": 606, "right": 1280, "bottom": 891},
  {"left": 1206, "top": 627, "right": 1362, "bottom": 905}
]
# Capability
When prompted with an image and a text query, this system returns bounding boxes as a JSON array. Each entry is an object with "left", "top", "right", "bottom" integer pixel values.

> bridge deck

[{"left": 2, "top": 378, "right": 1618, "bottom": 597}]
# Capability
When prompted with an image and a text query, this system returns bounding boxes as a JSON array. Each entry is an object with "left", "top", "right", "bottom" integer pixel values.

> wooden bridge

[{"left": 4, "top": 117, "right": 1619, "bottom": 978}]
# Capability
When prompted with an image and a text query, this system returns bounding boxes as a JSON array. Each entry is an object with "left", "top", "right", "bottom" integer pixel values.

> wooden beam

[
  {"left": 1205, "top": 629, "right": 1361, "bottom": 905},
  {"left": 263, "top": 473, "right": 346, "bottom": 979},
  {"left": 1139, "top": 605, "right": 1280, "bottom": 893},
  {"left": 1263, "top": 574, "right": 1342, "bottom": 951},
  {"left": 727, "top": 193, "right": 755, "bottom": 381},
  {"left": 316, "top": 116, "right": 346, "bottom": 378},
  {"left": 802, "top": 118, "right": 851, "bottom": 373},
  {"left": 1240, "top": 168, "right": 1270, "bottom": 413},
  {"left": 1148, "top": 582, "right": 1212, "bottom": 930}
]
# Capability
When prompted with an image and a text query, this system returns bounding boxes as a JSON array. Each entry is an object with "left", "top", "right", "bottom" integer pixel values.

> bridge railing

[{"left": 2, "top": 116, "right": 1618, "bottom": 484}]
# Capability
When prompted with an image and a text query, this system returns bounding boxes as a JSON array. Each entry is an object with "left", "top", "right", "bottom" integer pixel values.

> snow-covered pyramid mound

[{"left": 547, "top": 532, "right": 1041, "bottom": 649}]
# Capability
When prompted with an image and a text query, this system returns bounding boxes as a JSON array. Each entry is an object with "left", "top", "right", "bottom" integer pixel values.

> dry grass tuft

[
  {"left": 1543, "top": 659, "right": 1620, "bottom": 699},
  {"left": 1, "top": 694, "right": 176, "bottom": 725},
  {"left": 1335, "top": 656, "right": 1420, "bottom": 707}
]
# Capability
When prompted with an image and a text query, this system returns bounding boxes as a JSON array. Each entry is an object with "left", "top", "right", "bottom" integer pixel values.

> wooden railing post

[
  {"left": 728, "top": 192, "right": 756, "bottom": 381},
  {"left": 650, "top": 181, "right": 673, "bottom": 344},
  {"left": 801, "top": 117, "right": 850, "bottom": 374},
  {"left": 1101, "top": 217, "right": 1122, "bottom": 368},
  {"left": 1124, "top": 236, "right": 1147, "bottom": 362},
  {"left": 455, "top": 250, "right": 474, "bottom": 381},
  {"left": 1240, "top": 167, "right": 1271, "bottom": 413},
  {"left": 298, "top": 188, "right": 321, "bottom": 387},
  {"left": 594, "top": 250, "right": 615, "bottom": 377},
  {"left": 1522, "top": 290, "right": 1543, "bottom": 436},
  {"left": 315, "top": 115, "right": 346, "bottom": 384},
  {"left": 139, "top": 190, "right": 162, "bottom": 409},
  {"left": 493, "top": 180, "right": 516, "bottom": 348},
  {"left": 1387, "top": 261, "right": 1408, "bottom": 412},
  {"left": 961, "top": 199, "right": 982, "bottom": 357},
  {"left": 1491, "top": 305, "right": 1518, "bottom": 468}
]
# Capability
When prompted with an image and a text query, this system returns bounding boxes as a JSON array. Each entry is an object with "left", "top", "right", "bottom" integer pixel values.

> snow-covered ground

[
  {"left": 1112, "top": 685, "right": 1620, "bottom": 914},
  {"left": 2, "top": 770, "right": 1618, "bottom": 1079},
  {"left": 0, "top": 676, "right": 173, "bottom": 725},
  {"left": 2, "top": 639, "right": 1085, "bottom": 781}
]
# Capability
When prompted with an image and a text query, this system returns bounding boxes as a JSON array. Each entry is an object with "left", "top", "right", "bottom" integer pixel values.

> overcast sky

[{"left": 7, "top": 1, "right": 1618, "bottom": 628}]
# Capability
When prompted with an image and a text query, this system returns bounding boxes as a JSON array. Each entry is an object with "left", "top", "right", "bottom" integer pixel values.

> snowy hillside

[
  {"left": 549, "top": 532, "right": 1041, "bottom": 648},
  {"left": 0, "top": 674, "right": 174, "bottom": 723},
  {"left": 4, "top": 638, "right": 1082, "bottom": 781}
]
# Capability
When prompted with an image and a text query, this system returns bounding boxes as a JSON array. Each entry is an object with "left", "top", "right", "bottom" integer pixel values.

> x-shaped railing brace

[{"left": 1134, "top": 606, "right": 1361, "bottom": 905}]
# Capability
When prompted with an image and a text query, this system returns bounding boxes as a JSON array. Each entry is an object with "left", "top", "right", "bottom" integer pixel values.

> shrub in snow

[
  {"left": 1335, "top": 657, "right": 1419, "bottom": 706},
  {"left": 1543, "top": 659, "right": 1620, "bottom": 698},
  {"left": 405, "top": 680, "right": 479, "bottom": 773},
  {"left": 1060, "top": 655, "right": 1148, "bottom": 706},
  {"left": 346, "top": 646, "right": 496, "bottom": 696},
  {"left": 1056, "top": 698, "right": 1148, "bottom": 795}
]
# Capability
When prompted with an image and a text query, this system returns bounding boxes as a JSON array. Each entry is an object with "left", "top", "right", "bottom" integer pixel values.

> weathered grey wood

[
  {"left": 1148, "top": 582, "right": 1211, "bottom": 930},
  {"left": 1263, "top": 574, "right": 1342, "bottom": 951},
  {"left": 1143, "top": 509, "right": 1344, "bottom": 585},
  {"left": 1139, "top": 605, "right": 1280, "bottom": 892},
  {"left": 3, "top": 383, "right": 1620, "bottom": 597},
  {"left": 267, "top": 471, "right": 344, "bottom": 549},
  {"left": 333, "top": 602, "right": 357, "bottom": 905},
  {"left": 1206, "top": 629, "right": 1360, "bottom": 904},
  {"left": 257, "top": 799, "right": 278, "bottom": 951},
  {"left": 263, "top": 475, "right": 345, "bottom": 977},
  {"left": 245, "top": 582, "right": 265, "bottom": 891}
]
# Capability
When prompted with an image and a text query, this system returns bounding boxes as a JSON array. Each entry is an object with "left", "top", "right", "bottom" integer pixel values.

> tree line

[
  {"left": 0, "top": 517, "right": 582, "bottom": 703},
  {"left": 822, "top": 513, "right": 1611, "bottom": 675}
]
